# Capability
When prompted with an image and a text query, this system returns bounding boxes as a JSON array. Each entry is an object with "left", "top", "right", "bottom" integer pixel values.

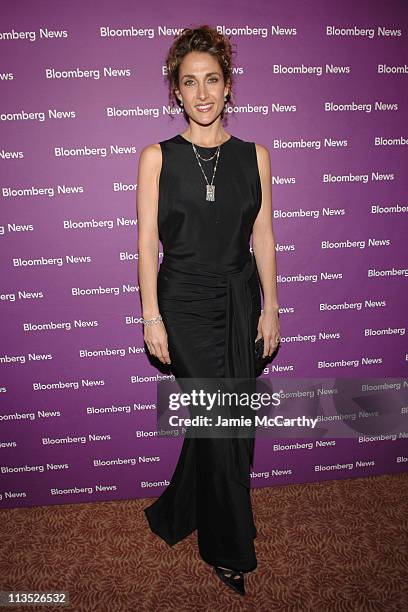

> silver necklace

[
  {"left": 194, "top": 147, "right": 219, "bottom": 161},
  {"left": 191, "top": 143, "right": 220, "bottom": 202}
]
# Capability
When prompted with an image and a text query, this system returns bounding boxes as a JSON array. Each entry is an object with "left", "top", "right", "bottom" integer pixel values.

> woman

[{"left": 137, "top": 25, "right": 280, "bottom": 596}]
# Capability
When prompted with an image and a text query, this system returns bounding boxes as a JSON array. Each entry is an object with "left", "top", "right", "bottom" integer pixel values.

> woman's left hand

[{"left": 256, "top": 309, "right": 281, "bottom": 357}]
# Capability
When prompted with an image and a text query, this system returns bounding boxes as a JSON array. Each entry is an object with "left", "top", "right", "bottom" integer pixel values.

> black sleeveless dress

[{"left": 143, "top": 133, "right": 262, "bottom": 573}]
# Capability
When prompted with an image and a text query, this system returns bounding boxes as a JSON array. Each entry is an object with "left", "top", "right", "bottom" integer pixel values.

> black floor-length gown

[{"left": 143, "top": 133, "right": 262, "bottom": 573}]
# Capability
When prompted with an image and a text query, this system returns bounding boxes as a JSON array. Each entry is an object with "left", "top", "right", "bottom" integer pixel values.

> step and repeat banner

[{"left": 0, "top": 0, "right": 407, "bottom": 509}]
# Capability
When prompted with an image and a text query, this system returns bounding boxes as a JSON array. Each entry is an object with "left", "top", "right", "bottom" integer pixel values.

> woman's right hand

[{"left": 144, "top": 321, "right": 172, "bottom": 365}]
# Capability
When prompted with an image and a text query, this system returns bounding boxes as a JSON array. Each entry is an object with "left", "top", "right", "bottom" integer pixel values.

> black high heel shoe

[{"left": 213, "top": 565, "right": 245, "bottom": 596}]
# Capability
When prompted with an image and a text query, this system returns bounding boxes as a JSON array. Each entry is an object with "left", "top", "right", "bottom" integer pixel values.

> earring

[{"left": 179, "top": 99, "right": 183, "bottom": 107}]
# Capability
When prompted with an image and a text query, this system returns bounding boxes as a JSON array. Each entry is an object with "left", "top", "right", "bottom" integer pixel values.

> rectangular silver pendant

[{"left": 206, "top": 184, "right": 215, "bottom": 202}]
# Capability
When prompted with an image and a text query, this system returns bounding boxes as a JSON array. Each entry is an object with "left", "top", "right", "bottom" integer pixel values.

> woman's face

[{"left": 175, "top": 51, "right": 229, "bottom": 125}]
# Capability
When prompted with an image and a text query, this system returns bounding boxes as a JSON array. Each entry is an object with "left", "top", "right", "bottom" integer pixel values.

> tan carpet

[{"left": 1, "top": 472, "right": 407, "bottom": 611}]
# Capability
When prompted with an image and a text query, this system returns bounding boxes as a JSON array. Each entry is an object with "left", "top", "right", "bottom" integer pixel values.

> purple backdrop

[{"left": 0, "top": 0, "right": 407, "bottom": 509}]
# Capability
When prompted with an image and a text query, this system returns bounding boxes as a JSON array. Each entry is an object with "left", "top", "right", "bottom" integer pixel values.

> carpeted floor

[{"left": 1, "top": 472, "right": 407, "bottom": 611}]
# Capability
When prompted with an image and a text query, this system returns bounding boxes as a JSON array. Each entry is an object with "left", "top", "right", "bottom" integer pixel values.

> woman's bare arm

[
  {"left": 136, "top": 144, "right": 162, "bottom": 318},
  {"left": 252, "top": 143, "right": 280, "bottom": 356},
  {"left": 252, "top": 143, "right": 279, "bottom": 313},
  {"left": 136, "top": 144, "right": 171, "bottom": 364}
]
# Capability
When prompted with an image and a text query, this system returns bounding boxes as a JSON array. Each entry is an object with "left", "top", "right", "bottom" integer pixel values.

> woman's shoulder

[
  {"left": 137, "top": 143, "right": 162, "bottom": 177},
  {"left": 140, "top": 135, "right": 184, "bottom": 155},
  {"left": 253, "top": 142, "right": 271, "bottom": 169},
  {"left": 233, "top": 135, "right": 269, "bottom": 153},
  {"left": 233, "top": 136, "right": 270, "bottom": 166},
  {"left": 253, "top": 141, "right": 270, "bottom": 153},
  {"left": 140, "top": 142, "right": 161, "bottom": 155}
]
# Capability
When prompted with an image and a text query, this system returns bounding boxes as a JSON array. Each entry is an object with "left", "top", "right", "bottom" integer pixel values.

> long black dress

[{"left": 143, "top": 133, "right": 262, "bottom": 573}]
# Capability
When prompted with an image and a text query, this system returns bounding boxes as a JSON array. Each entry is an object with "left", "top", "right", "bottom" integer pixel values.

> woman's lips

[{"left": 195, "top": 103, "right": 213, "bottom": 113}]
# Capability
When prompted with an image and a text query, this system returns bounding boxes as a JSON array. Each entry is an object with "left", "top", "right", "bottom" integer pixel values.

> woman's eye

[{"left": 184, "top": 78, "right": 219, "bottom": 86}]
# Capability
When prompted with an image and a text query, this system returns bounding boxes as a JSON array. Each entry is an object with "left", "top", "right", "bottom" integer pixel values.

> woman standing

[{"left": 137, "top": 25, "right": 280, "bottom": 596}]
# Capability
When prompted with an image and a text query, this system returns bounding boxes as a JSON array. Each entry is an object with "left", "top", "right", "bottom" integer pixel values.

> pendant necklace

[{"left": 191, "top": 142, "right": 221, "bottom": 203}]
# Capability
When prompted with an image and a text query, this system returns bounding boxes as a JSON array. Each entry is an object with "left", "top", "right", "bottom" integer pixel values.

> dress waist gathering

[{"left": 159, "top": 251, "right": 257, "bottom": 379}]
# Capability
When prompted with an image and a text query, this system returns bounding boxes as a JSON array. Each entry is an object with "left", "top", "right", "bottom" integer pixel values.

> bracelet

[{"left": 142, "top": 314, "right": 163, "bottom": 326}]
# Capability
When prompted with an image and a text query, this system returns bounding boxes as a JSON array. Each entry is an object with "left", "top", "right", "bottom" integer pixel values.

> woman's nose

[{"left": 197, "top": 85, "right": 209, "bottom": 99}]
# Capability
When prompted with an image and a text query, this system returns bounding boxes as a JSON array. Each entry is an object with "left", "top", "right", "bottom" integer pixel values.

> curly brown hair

[{"left": 164, "top": 24, "right": 236, "bottom": 123}]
